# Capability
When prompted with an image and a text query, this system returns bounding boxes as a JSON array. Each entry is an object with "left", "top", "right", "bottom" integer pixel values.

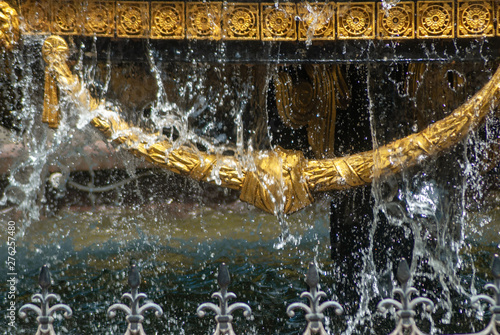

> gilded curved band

[
  {"left": 42, "top": 35, "right": 500, "bottom": 215},
  {"left": 304, "top": 68, "right": 500, "bottom": 191},
  {"left": 0, "top": 1, "right": 19, "bottom": 51}
]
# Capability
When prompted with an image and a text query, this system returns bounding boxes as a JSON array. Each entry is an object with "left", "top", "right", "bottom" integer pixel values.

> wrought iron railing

[{"left": 18, "top": 255, "right": 500, "bottom": 335}]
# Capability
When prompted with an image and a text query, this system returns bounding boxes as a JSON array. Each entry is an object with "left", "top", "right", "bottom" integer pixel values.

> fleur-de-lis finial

[
  {"left": 378, "top": 259, "right": 434, "bottom": 335},
  {"left": 287, "top": 262, "right": 343, "bottom": 335},
  {"left": 19, "top": 265, "right": 73, "bottom": 335},
  {"left": 107, "top": 261, "right": 163, "bottom": 335},
  {"left": 197, "top": 263, "right": 252, "bottom": 335},
  {"left": 469, "top": 254, "right": 500, "bottom": 335}
]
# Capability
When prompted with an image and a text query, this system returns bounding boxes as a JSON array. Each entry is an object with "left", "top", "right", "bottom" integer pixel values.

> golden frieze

[
  {"left": 19, "top": 0, "right": 50, "bottom": 35},
  {"left": 6, "top": 1, "right": 500, "bottom": 41},
  {"left": 457, "top": 0, "right": 493, "bottom": 38},
  {"left": 186, "top": 2, "right": 222, "bottom": 40},
  {"left": 261, "top": 3, "right": 296, "bottom": 41},
  {"left": 223, "top": 3, "right": 259, "bottom": 40},
  {"left": 337, "top": 2, "right": 375, "bottom": 39},
  {"left": 297, "top": 3, "right": 335, "bottom": 41},
  {"left": 117, "top": 1, "right": 149, "bottom": 38},
  {"left": 378, "top": 2, "right": 414, "bottom": 39},
  {"left": 416, "top": 1, "right": 454, "bottom": 39},
  {"left": 84, "top": 1, "right": 115, "bottom": 37},
  {"left": 52, "top": 1, "right": 82, "bottom": 35},
  {"left": 151, "top": 2, "right": 185, "bottom": 39}
]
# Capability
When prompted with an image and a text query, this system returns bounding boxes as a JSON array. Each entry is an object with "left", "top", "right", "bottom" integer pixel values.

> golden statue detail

[
  {"left": 0, "top": 1, "right": 19, "bottom": 51},
  {"left": 274, "top": 65, "right": 350, "bottom": 159},
  {"left": 39, "top": 35, "right": 500, "bottom": 215}
]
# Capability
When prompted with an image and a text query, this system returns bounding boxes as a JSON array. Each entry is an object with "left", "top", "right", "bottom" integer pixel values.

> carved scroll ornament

[{"left": 41, "top": 35, "right": 500, "bottom": 215}]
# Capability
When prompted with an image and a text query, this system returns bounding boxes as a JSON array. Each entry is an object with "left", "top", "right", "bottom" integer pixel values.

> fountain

[{"left": 1, "top": 0, "right": 500, "bottom": 334}]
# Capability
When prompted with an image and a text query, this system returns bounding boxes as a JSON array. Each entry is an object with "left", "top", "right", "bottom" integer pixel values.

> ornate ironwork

[
  {"left": 465, "top": 254, "right": 500, "bottom": 335},
  {"left": 107, "top": 262, "right": 164, "bottom": 335},
  {"left": 287, "top": 262, "right": 343, "bottom": 335},
  {"left": 19, "top": 265, "right": 73, "bottom": 335},
  {"left": 378, "top": 259, "right": 435, "bottom": 335},
  {"left": 197, "top": 263, "right": 252, "bottom": 335},
  {"left": 13, "top": 253, "right": 500, "bottom": 334}
]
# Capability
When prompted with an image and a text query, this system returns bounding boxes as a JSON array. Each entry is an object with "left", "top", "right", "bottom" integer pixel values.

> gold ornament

[
  {"left": 42, "top": 36, "right": 71, "bottom": 128},
  {"left": 457, "top": 0, "right": 493, "bottom": 37},
  {"left": 224, "top": 4, "right": 258, "bottom": 39},
  {"left": 417, "top": 2, "right": 454, "bottom": 38},
  {"left": 275, "top": 72, "right": 313, "bottom": 129},
  {"left": 20, "top": 0, "right": 50, "bottom": 35},
  {"left": 275, "top": 65, "right": 349, "bottom": 159},
  {"left": 378, "top": 2, "right": 414, "bottom": 39},
  {"left": 117, "top": 2, "right": 149, "bottom": 38},
  {"left": 261, "top": 3, "right": 296, "bottom": 41},
  {"left": 151, "top": 2, "right": 184, "bottom": 39},
  {"left": 84, "top": 1, "right": 115, "bottom": 37},
  {"left": 4, "top": 1, "right": 500, "bottom": 41},
  {"left": 463, "top": 4, "right": 489, "bottom": 33},
  {"left": 297, "top": 3, "right": 335, "bottom": 41},
  {"left": 266, "top": 10, "right": 291, "bottom": 35},
  {"left": 0, "top": 1, "right": 19, "bottom": 51},
  {"left": 42, "top": 35, "right": 500, "bottom": 214},
  {"left": 186, "top": 3, "right": 222, "bottom": 40},
  {"left": 121, "top": 8, "right": 141, "bottom": 32},
  {"left": 52, "top": 1, "right": 81, "bottom": 35},
  {"left": 337, "top": 2, "right": 375, "bottom": 39}
]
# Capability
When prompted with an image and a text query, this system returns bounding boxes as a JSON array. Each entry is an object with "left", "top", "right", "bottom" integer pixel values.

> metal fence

[{"left": 18, "top": 255, "right": 500, "bottom": 335}]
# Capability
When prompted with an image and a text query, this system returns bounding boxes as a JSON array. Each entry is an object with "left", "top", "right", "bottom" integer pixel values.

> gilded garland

[{"left": 39, "top": 35, "right": 500, "bottom": 215}]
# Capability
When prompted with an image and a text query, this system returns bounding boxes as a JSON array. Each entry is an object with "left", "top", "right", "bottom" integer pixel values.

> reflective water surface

[{"left": 1, "top": 188, "right": 499, "bottom": 334}]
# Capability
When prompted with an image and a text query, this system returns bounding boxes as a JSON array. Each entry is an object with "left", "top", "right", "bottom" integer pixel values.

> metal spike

[
  {"left": 491, "top": 254, "right": 500, "bottom": 279},
  {"left": 39, "top": 265, "right": 51, "bottom": 290},
  {"left": 198, "top": 263, "right": 252, "bottom": 335},
  {"left": 378, "top": 258, "right": 434, "bottom": 334},
  {"left": 20, "top": 265, "right": 72, "bottom": 335},
  {"left": 287, "top": 262, "right": 343, "bottom": 335},
  {"left": 305, "top": 262, "right": 319, "bottom": 288},
  {"left": 396, "top": 259, "right": 411, "bottom": 285},
  {"left": 108, "top": 262, "right": 163, "bottom": 335},
  {"left": 218, "top": 263, "right": 231, "bottom": 289},
  {"left": 128, "top": 264, "right": 140, "bottom": 289}
]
